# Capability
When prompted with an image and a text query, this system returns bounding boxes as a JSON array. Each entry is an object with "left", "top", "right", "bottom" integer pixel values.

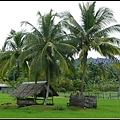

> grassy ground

[{"left": 0, "top": 93, "right": 120, "bottom": 118}]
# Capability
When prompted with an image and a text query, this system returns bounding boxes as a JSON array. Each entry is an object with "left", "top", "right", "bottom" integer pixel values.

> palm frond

[
  {"left": 21, "top": 21, "right": 43, "bottom": 38},
  {"left": 95, "top": 24, "right": 120, "bottom": 37},
  {"left": 99, "top": 43, "right": 120, "bottom": 59},
  {"left": 56, "top": 42, "right": 78, "bottom": 55},
  {"left": 95, "top": 7, "right": 116, "bottom": 28},
  {"left": 79, "top": 1, "right": 96, "bottom": 31},
  {"left": 1, "top": 53, "right": 16, "bottom": 78}
]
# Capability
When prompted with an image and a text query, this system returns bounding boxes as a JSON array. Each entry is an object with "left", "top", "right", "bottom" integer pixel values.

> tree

[
  {"left": 60, "top": 1, "right": 120, "bottom": 95},
  {"left": 20, "top": 9, "right": 77, "bottom": 105},
  {"left": 0, "top": 29, "right": 25, "bottom": 88}
]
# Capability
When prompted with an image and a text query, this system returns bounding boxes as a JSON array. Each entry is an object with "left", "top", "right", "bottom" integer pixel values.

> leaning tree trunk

[
  {"left": 17, "top": 63, "right": 20, "bottom": 79},
  {"left": 80, "top": 52, "right": 88, "bottom": 96},
  {"left": 44, "top": 66, "right": 50, "bottom": 105}
]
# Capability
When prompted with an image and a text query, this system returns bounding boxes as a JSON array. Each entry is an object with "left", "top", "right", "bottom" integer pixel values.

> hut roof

[
  {"left": 0, "top": 83, "right": 11, "bottom": 88},
  {"left": 10, "top": 81, "right": 59, "bottom": 98}
]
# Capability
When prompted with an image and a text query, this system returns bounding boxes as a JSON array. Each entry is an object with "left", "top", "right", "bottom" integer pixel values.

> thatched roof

[{"left": 10, "top": 81, "right": 59, "bottom": 98}]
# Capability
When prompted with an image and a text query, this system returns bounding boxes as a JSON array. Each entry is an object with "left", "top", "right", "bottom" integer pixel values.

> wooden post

[
  {"left": 52, "top": 96, "right": 53, "bottom": 105},
  {"left": 103, "top": 93, "right": 104, "bottom": 99},
  {"left": 34, "top": 94, "right": 37, "bottom": 104},
  {"left": 97, "top": 93, "right": 99, "bottom": 98},
  {"left": 118, "top": 93, "right": 119, "bottom": 100},
  {"left": 43, "top": 88, "right": 46, "bottom": 104}
]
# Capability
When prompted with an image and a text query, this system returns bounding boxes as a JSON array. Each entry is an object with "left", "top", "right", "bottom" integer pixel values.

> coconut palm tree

[
  {"left": 0, "top": 29, "right": 25, "bottom": 87},
  {"left": 20, "top": 9, "right": 77, "bottom": 105},
  {"left": 60, "top": 1, "right": 120, "bottom": 95}
]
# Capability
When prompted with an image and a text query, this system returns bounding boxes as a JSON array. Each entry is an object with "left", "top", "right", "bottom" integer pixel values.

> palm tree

[
  {"left": 60, "top": 1, "right": 120, "bottom": 95},
  {"left": 20, "top": 9, "right": 77, "bottom": 105},
  {"left": 0, "top": 29, "right": 25, "bottom": 88}
]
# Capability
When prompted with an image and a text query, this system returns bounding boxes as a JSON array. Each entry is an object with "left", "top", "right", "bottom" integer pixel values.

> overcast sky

[{"left": 0, "top": 1, "right": 120, "bottom": 58}]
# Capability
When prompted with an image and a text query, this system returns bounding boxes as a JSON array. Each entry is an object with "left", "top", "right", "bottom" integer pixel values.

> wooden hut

[{"left": 10, "top": 81, "right": 59, "bottom": 107}]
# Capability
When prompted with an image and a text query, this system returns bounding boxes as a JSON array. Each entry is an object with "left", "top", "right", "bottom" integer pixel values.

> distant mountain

[
  {"left": 74, "top": 57, "right": 119, "bottom": 67},
  {"left": 74, "top": 57, "right": 95, "bottom": 67}
]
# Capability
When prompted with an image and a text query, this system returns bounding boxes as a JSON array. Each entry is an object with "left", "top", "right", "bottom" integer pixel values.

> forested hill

[{"left": 74, "top": 57, "right": 120, "bottom": 67}]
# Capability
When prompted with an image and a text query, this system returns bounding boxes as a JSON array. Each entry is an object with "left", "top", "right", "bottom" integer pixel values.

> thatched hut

[{"left": 10, "top": 81, "right": 59, "bottom": 107}]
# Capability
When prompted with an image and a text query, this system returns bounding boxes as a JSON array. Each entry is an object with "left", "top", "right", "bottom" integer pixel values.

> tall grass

[{"left": 0, "top": 93, "right": 120, "bottom": 118}]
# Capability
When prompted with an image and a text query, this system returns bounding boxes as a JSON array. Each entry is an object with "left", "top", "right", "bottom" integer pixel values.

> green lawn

[{"left": 0, "top": 93, "right": 120, "bottom": 118}]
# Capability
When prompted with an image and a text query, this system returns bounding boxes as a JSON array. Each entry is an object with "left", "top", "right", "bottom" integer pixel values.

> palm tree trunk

[
  {"left": 80, "top": 52, "right": 88, "bottom": 96},
  {"left": 34, "top": 94, "right": 37, "bottom": 104},
  {"left": 44, "top": 67, "right": 50, "bottom": 105},
  {"left": 17, "top": 63, "right": 20, "bottom": 78}
]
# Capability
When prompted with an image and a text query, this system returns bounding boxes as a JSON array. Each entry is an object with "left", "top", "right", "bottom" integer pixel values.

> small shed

[
  {"left": 0, "top": 84, "right": 13, "bottom": 93},
  {"left": 10, "top": 81, "right": 59, "bottom": 107}
]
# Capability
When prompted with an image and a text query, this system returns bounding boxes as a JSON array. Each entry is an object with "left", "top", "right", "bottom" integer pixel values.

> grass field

[{"left": 0, "top": 93, "right": 120, "bottom": 118}]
